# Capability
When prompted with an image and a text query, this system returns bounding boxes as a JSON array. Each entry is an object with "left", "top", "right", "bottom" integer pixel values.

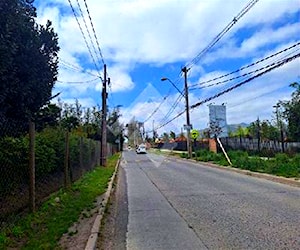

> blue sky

[{"left": 33, "top": 0, "right": 300, "bottom": 134}]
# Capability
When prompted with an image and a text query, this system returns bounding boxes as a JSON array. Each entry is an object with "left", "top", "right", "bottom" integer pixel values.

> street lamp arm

[{"left": 161, "top": 77, "right": 184, "bottom": 97}]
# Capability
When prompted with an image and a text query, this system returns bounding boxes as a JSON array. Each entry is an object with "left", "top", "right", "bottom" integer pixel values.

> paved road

[{"left": 105, "top": 150, "right": 300, "bottom": 249}]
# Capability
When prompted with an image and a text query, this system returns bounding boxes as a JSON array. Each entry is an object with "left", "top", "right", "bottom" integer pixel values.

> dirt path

[{"left": 58, "top": 194, "right": 104, "bottom": 250}]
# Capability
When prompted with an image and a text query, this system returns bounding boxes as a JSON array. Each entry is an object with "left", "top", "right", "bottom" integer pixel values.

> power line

[
  {"left": 227, "top": 85, "right": 289, "bottom": 109},
  {"left": 190, "top": 52, "right": 300, "bottom": 109},
  {"left": 190, "top": 47, "right": 300, "bottom": 91},
  {"left": 153, "top": 0, "right": 259, "bottom": 131},
  {"left": 67, "top": 0, "right": 102, "bottom": 76},
  {"left": 143, "top": 96, "right": 168, "bottom": 124},
  {"left": 141, "top": 86, "right": 177, "bottom": 124},
  {"left": 186, "top": 0, "right": 259, "bottom": 70},
  {"left": 152, "top": 52, "right": 299, "bottom": 132},
  {"left": 57, "top": 77, "right": 99, "bottom": 84},
  {"left": 83, "top": 0, "right": 105, "bottom": 65},
  {"left": 75, "top": 0, "right": 102, "bottom": 68},
  {"left": 60, "top": 59, "right": 100, "bottom": 77},
  {"left": 189, "top": 41, "right": 300, "bottom": 89},
  {"left": 158, "top": 94, "right": 184, "bottom": 125}
]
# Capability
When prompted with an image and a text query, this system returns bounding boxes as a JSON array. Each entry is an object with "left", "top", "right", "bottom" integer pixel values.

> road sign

[
  {"left": 190, "top": 129, "right": 199, "bottom": 140},
  {"left": 184, "top": 124, "right": 193, "bottom": 130}
]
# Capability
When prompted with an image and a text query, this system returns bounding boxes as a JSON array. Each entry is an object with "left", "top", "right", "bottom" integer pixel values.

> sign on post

[{"left": 190, "top": 129, "right": 199, "bottom": 140}]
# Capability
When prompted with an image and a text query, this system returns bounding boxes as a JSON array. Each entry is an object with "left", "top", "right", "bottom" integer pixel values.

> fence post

[
  {"left": 79, "top": 136, "right": 83, "bottom": 176},
  {"left": 97, "top": 141, "right": 100, "bottom": 166},
  {"left": 64, "top": 130, "right": 71, "bottom": 188},
  {"left": 29, "top": 120, "right": 36, "bottom": 213}
]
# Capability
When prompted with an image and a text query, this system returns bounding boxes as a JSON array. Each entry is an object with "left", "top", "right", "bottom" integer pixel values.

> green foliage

[
  {"left": 170, "top": 131, "right": 176, "bottom": 140},
  {"left": 0, "top": 137, "right": 28, "bottom": 192},
  {"left": 247, "top": 118, "right": 279, "bottom": 140},
  {"left": 195, "top": 149, "right": 226, "bottom": 164},
  {"left": 35, "top": 104, "right": 61, "bottom": 131},
  {"left": 0, "top": 154, "right": 119, "bottom": 249},
  {"left": 0, "top": 126, "right": 99, "bottom": 196},
  {"left": 281, "top": 82, "right": 300, "bottom": 141},
  {"left": 193, "top": 150, "right": 299, "bottom": 178},
  {"left": 0, "top": 0, "right": 59, "bottom": 134},
  {"left": 180, "top": 152, "right": 188, "bottom": 158}
]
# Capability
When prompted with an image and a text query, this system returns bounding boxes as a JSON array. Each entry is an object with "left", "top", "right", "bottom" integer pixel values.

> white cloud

[
  {"left": 33, "top": 0, "right": 299, "bottom": 131},
  {"left": 240, "top": 23, "right": 300, "bottom": 54}
]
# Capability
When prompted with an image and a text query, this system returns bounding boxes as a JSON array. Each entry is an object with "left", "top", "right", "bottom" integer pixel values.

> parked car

[{"left": 136, "top": 144, "right": 147, "bottom": 154}]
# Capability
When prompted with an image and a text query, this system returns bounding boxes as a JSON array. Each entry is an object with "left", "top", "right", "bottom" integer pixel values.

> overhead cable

[
  {"left": 60, "top": 59, "right": 100, "bottom": 77},
  {"left": 67, "top": 0, "right": 102, "bottom": 77},
  {"left": 190, "top": 52, "right": 300, "bottom": 109},
  {"left": 57, "top": 77, "right": 99, "bottom": 84},
  {"left": 190, "top": 48, "right": 300, "bottom": 91},
  {"left": 83, "top": 0, "right": 105, "bottom": 65},
  {"left": 186, "top": 0, "right": 259, "bottom": 70},
  {"left": 75, "top": 0, "right": 102, "bottom": 67},
  {"left": 189, "top": 41, "right": 300, "bottom": 89},
  {"left": 153, "top": 52, "right": 299, "bottom": 131}
]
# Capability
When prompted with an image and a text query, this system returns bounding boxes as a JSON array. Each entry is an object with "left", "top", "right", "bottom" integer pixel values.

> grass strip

[{"left": 0, "top": 153, "right": 120, "bottom": 250}]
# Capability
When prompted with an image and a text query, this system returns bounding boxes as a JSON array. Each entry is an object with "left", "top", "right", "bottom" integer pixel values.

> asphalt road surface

[{"left": 103, "top": 150, "right": 300, "bottom": 250}]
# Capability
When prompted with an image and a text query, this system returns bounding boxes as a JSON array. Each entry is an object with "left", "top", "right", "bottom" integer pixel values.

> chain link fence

[{"left": 0, "top": 120, "right": 117, "bottom": 231}]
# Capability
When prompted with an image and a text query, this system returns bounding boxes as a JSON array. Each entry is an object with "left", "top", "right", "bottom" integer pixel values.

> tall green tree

[
  {"left": 281, "top": 82, "right": 300, "bottom": 141},
  {"left": 0, "top": 0, "right": 59, "bottom": 135}
]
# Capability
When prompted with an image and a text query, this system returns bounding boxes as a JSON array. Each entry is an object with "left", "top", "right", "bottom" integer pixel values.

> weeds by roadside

[
  {"left": 0, "top": 153, "right": 120, "bottom": 250},
  {"left": 180, "top": 150, "right": 299, "bottom": 178}
]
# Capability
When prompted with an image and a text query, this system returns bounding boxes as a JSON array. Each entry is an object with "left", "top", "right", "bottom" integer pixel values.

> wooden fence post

[
  {"left": 29, "top": 119, "right": 36, "bottom": 212},
  {"left": 79, "top": 136, "right": 83, "bottom": 176},
  {"left": 29, "top": 120, "right": 36, "bottom": 213},
  {"left": 64, "top": 130, "right": 71, "bottom": 188}
]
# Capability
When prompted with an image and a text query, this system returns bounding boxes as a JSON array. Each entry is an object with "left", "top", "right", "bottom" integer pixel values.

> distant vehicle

[
  {"left": 127, "top": 145, "right": 131, "bottom": 150},
  {"left": 136, "top": 144, "right": 147, "bottom": 154}
]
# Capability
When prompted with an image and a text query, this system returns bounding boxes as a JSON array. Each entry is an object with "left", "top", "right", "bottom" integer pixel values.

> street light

[
  {"left": 161, "top": 77, "right": 184, "bottom": 97},
  {"left": 161, "top": 66, "right": 193, "bottom": 158}
]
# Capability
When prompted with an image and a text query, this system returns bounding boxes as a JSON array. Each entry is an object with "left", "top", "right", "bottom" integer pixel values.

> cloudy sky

[{"left": 33, "top": 0, "right": 300, "bottom": 135}]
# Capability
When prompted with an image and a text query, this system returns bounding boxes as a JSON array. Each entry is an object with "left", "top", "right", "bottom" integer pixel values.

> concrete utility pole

[
  {"left": 101, "top": 64, "right": 108, "bottom": 166},
  {"left": 161, "top": 68, "right": 192, "bottom": 158},
  {"left": 273, "top": 104, "right": 285, "bottom": 153},
  {"left": 182, "top": 66, "right": 192, "bottom": 158}
]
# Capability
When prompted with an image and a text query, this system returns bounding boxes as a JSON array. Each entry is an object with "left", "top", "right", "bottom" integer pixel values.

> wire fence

[
  {"left": 0, "top": 119, "right": 118, "bottom": 230},
  {"left": 220, "top": 137, "right": 300, "bottom": 156}
]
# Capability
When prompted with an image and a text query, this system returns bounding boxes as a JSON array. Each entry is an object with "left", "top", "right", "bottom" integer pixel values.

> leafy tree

[
  {"left": 281, "top": 82, "right": 300, "bottom": 141},
  {"left": 248, "top": 119, "right": 278, "bottom": 140},
  {"left": 0, "top": 0, "right": 59, "bottom": 135},
  {"left": 107, "top": 107, "right": 123, "bottom": 145},
  {"left": 35, "top": 103, "right": 61, "bottom": 131},
  {"left": 170, "top": 131, "right": 176, "bottom": 140},
  {"left": 162, "top": 132, "right": 169, "bottom": 141}
]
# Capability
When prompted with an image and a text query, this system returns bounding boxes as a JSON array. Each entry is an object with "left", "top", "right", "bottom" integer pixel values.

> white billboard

[{"left": 209, "top": 105, "right": 228, "bottom": 138}]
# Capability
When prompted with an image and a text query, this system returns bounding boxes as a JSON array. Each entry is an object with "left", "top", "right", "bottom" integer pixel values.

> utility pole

[
  {"left": 273, "top": 104, "right": 285, "bottom": 153},
  {"left": 101, "top": 64, "right": 108, "bottom": 167},
  {"left": 182, "top": 66, "right": 192, "bottom": 158}
]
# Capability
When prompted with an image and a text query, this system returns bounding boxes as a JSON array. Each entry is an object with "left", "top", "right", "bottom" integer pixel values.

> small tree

[
  {"left": 170, "top": 131, "right": 176, "bottom": 140},
  {"left": 281, "top": 82, "right": 300, "bottom": 141}
]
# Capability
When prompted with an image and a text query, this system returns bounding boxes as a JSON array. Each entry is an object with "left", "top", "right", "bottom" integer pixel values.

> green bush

[
  {"left": 193, "top": 150, "right": 299, "bottom": 178},
  {"left": 180, "top": 152, "right": 188, "bottom": 158},
  {"left": 0, "top": 137, "right": 28, "bottom": 193},
  {"left": 265, "top": 153, "right": 299, "bottom": 177}
]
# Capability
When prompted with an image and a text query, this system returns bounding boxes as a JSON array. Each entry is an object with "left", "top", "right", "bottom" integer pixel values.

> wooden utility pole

[
  {"left": 182, "top": 66, "right": 192, "bottom": 158},
  {"left": 101, "top": 64, "right": 108, "bottom": 166}
]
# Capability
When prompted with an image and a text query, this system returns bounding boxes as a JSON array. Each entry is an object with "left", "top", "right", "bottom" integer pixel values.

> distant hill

[{"left": 227, "top": 123, "right": 249, "bottom": 133}]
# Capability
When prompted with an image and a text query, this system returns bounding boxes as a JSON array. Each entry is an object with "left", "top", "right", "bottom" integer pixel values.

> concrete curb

[
  {"left": 85, "top": 154, "right": 122, "bottom": 250},
  {"left": 167, "top": 154, "right": 300, "bottom": 188}
]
